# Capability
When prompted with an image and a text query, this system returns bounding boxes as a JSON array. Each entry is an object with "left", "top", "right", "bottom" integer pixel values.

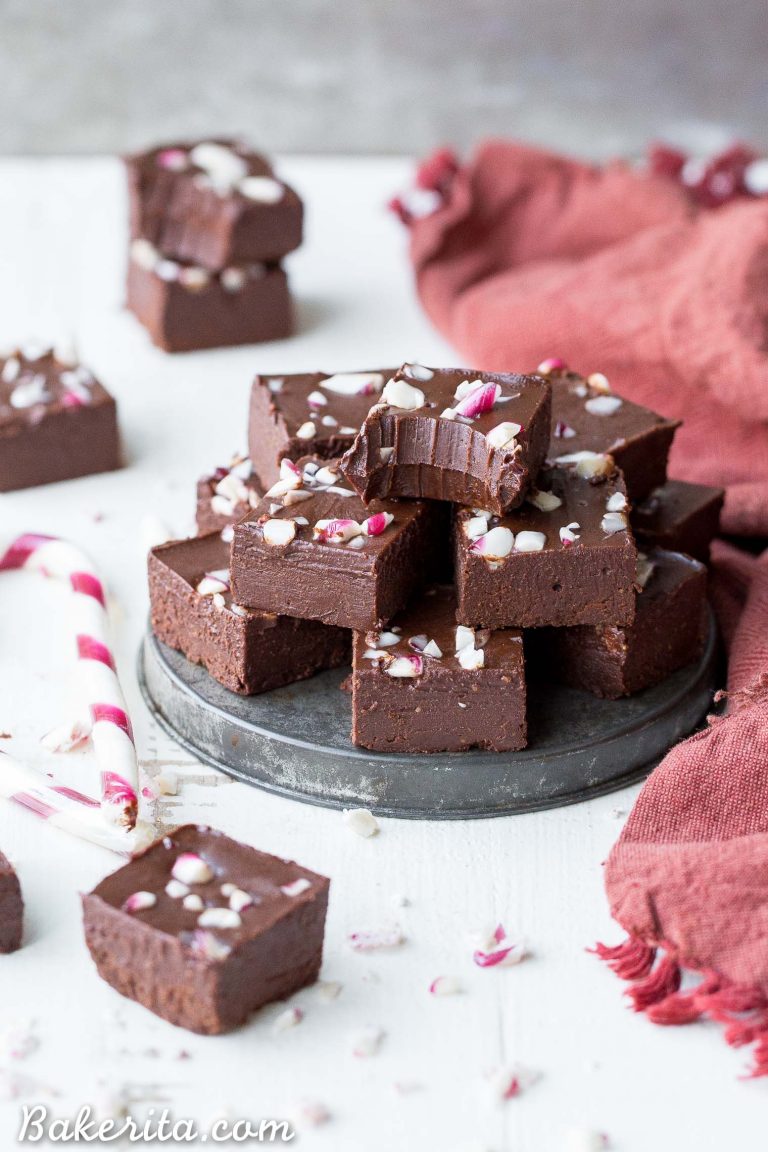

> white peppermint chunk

[
  {"left": 229, "top": 889, "right": 253, "bottom": 912},
  {"left": 601, "top": 511, "right": 628, "bottom": 534},
  {"left": 263, "top": 519, "right": 296, "bottom": 546},
  {"left": 527, "top": 488, "right": 562, "bottom": 512},
  {"left": 198, "top": 907, "right": 242, "bottom": 930},
  {"left": 560, "top": 521, "right": 581, "bottom": 545},
  {"left": 555, "top": 451, "right": 613, "bottom": 479},
  {"left": 454, "top": 378, "right": 485, "bottom": 401},
  {"left": 165, "top": 879, "right": 189, "bottom": 899},
  {"left": 382, "top": 377, "right": 425, "bottom": 411},
  {"left": 455, "top": 625, "right": 476, "bottom": 652},
  {"left": 130, "top": 237, "right": 158, "bottom": 270},
  {"left": 485, "top": 421, "right": 522, "bottom": 450},
  {"left": 1, "top": 357, "right": 20, "bottom": 383},
  {"left": 586, "top": 372, "right": 611, "bottom": 393},
  {"left": 183, "top": 894, "right": 204, "bottom": 912},
  {"left": 515, "top": 530, "right": 547, "bottom": 552},
  {"left": 321, "top": 372, "right": 385, "bottom": 395},
  {"left": 403, "top": 363, "right": 434, "bottom": 381},
  {"left": 238, "top": 175, "right": 284, "bottom": 203},
  {"left": 585, "top": 394, "right": 623, "bottom": 416},
  {"left": 10, "top": 375, "right": 50, "bottom": 408},
  {"left": 296, "top": 420, "right": 316, "bottom": 440},
  {"left": 172, "top": 853, "right": 214, "bottom": 885},
  {"left": 457, "top": 644, "right": 484, "bottom": 670},
  {"left": 342, "top": 808, "right": 380, "bottom": 838},
  {"left": 281, "top": 878, "right": 312, "bottom": 897},
  {"left": 385, "top": 656, "right": 422, "bottom": 678},
  {"left": 423, "top": 639, "right": 443, "bottom": 658},
  {"left": 475, "top": 525, "right": 515, "bottom": 559},
  {"left": 307, "top": 389, "right": 327, "bottom": 407},
  {"left": 606, "top": 491, "right": 628, "bottom": 512},
  {"left": 463, "top": 516, "right": 489, "bottom": 540},
  {"left": 190, "top": 142, "right": 248, "bottom": 188}
]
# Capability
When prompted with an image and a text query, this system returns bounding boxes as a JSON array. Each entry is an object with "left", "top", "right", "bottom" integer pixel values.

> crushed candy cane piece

[
  {"left": 322, "top": 371, "right": 385, "bottom": 396},
  {"left": 40, "top": 718, "right": 91, "bottom": 753},
  {"left": 296, "top": 420, "right": 316, "bottom": 440},
  {"left": 165, "top": 879, "right": 189, "bottom": 899},
  {"left": 488, "top": 1062, "right": 540, "bottom": 1102},
  {"left": 429, "top": 976, "right": 463, "bottom": 996},
  {"left": 564, "top": 1129, "right": 610, "bottom": 1152},
  {"left": 155, "top": 770, "right": 178, "bottom": 796},
  {"left": 515, "top": 530, "right": 546, "bottom": 552},
  {"left": 348, "top": 927, "right": 404, "bottom": 951},
  {"left": 263, "top": 518, "right": 296, "bottom": 546},
  {"left": 172, "top": 853, "right": 214, "bottom": 885},
  {"left": 382, "top": 377, "right": 425, "bottom": 410},
  {"left": 555, "top": 451, "right": 613, "bottom": 479},
  {"left": 473, "top": 924, "right": 527, "bottom": 968},
  {"left": 528, "top": 488, "right": 562, "bottom": 512},
  {"left": 457, "top": 644, "right": 484, "bottom": 670},
  {"left": 403, "top": 363, "right": 434, "bottom": 381},
  {"left": 362, "top": 511, "right": 394, "bottom": 536},
  {"left": 190, "top": 930, "right": 231, "bottom": 960},
  {"left": 196, "top": 573, "right": 229, "bottom": 596},
  {"left": 342, "top": 808, "right": 380, "bottom": 838},
  {"left": 423, "top": 639, "right": 443, "bottom": 658},
  {"left": 601, "top": 511, "right": 628, "bottom": 534},
  {"left": 455, "top": 381, "right": 500, "bottom": 418},
  {"left": 273, "top": 1006, "right": 304, "bottom": 1033},
  {"left": 606, "top": 491, "right": 628, "bottom": 512},
  {"left": 536, "top": 357, "right": 567, "bottom": 374},
  {"left": 585, "top": 394, "right": 622, "bottom": 416},
  {"left": 123, "top": 891, "right": 157, "bottom": 913},
  {"left": 385, "top": 654, "right": 423, "bottom": 678},
  {"left": 10, "top": 376, "right": 51, "bottom": 409},
  {"left": 560, "top": 521, "right": 581, "bottom": 546},
  {"left": 485, "top": 421, "right": 521, "bottom": 449},
  {"left": 307, "top": 389, "right": 327, "bottom": 408},
  {"left": 470, "top": 525, "right": 514, "bottom": 560},
  {"left": 463, "top": 515, "right": 490, "bottom": 540},
  {"left": 198, "top": 907, "right": 242, "bottom": 930},
  {"left": 455, "top": 625, "right": 476, "bottom": 652},
  {"left": 239, "top": 175, "right": 284, "bottom": 202},
  {"left": 554, "top": 420, "right": 577, "bottom": 439},
  {"left": 229, "top": 889, "right": 253, "bottom": 912},
  {"left": 586, "top": 372, "right": 611, "bottom": 393},
  {"left": 314, "top": 518, "right": 362, "bottom": 543},
  {"left": 183, "top": 893, "right": 204, "bottom": 912},
  {"left": 281, "top": 878, "right": 312, "bottom": 897}
]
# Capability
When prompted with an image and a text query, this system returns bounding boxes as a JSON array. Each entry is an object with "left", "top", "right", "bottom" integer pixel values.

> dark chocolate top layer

[
  {"left": 632, "top": 479, "right": 725, "bottom": 534},
  {"left": 254, "top": 369, "right": 396, "bottom": 442},
  {"left": 239, "top": 456, "right": 428, "bottom": 558},
  {"left": 546, "top": 370, "right": 679, "bottom": 460},
  {"left": 151, "top": 533, "right": 269, "bottom": 619},
  {"left": 455, "top": 457, "right": 632, "bottom": 559},
  {"left": 355, "top": 585, "right": 524, "bottom": 675},
  {"left": 90, "top": 825, "right": 328, "bottom": 954},
  {"left": 0, "top": 348, "right": 112, "bottom": 430}
]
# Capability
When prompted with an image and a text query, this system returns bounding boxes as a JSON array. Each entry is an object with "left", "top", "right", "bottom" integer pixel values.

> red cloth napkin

[{"left": 401, "top": 139, "right": 768, "bottom": 1073}]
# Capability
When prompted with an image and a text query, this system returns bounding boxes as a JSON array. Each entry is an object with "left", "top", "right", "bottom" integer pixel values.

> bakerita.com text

[{"left": 18, "top": 1105, "right": 295, "bottom": 1143}]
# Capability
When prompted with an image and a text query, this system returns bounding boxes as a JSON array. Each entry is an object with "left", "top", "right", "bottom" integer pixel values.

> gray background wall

[{"left": 1, "top": 0, "right": 766, "bottom": 157}]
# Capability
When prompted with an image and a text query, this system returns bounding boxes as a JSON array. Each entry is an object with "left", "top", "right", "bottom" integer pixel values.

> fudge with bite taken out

[
  {"left": 127, "top": 241, "right": 292, "bottom": 353},
  {"left": 195, "top": 454, "right": 263, "bottom": 535},
  {"left": 248, "top": 369, "right": 396, "bottom": 489},
  {"left": 631, "top": 479, "right": 724, "bottom": 562},
  {"left": 0, "top": 850, "right": 22, "bottom": 953},
  {"left": 541, "top": 362, "right": 679, "bottom": 501},
  {"left": 230, "top": 456, "right": 444, "bottom": 633},
  {"left": 125, "top": 140, "right": 303, "bottom": 269},
  {"left": 82, "top": 824, "right": 329, "bottom": 1034},
  {"left": 351, "top": 585, "right": 526, "bottom": 753},
  {"left": 531, "top": 549, "right": 708, "bottom": 698},
  {"left": 0, "top": 347, "right": 120, "bottom": 492},
  {"left": 149, "top": 532, "right": 349, "bottom": 695},
  {"left": 341, "top": 365, "right": 552, "bottom": 516},
  {"left": 454, "top": 455, "right": 637, "bottom": 629}
]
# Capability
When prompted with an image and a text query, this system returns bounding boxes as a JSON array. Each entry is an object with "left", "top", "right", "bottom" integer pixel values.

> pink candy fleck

[
  {"left": 473, "top": 923, "right": 526, "bottom": 968},
  {"left": 454, "top": 381, "right": 499, "bottom": 419},
  {"left": 361, "top": 512, "right": 393, "bottom": 537},
  {"left": 536, "top": 357, "right": 568, "bottom": 375}
]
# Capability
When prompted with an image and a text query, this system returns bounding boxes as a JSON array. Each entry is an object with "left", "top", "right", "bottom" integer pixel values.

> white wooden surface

[{"left": 0, "top": 158, "right": 762, "bottom": 1151}]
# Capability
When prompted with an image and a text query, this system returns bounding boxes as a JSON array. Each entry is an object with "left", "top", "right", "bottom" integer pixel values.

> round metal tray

[{"left": 138, "top": 615, "right": 716, "bottom": 819}]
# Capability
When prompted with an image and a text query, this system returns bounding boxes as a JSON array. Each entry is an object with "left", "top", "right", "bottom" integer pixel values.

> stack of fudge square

[
  {"left": 124, "top": 140, "right": 302, "bottom": 352},
  {"left": 149, "top": 362, "right": 724, "bottom": 755}
]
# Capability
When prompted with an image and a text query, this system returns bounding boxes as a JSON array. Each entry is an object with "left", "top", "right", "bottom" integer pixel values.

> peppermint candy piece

[
  {"left": 403, "top": 363, "right": 434, "bottom": 382},
  {"left": 606, "top": 491, "right": 628, "bottom": 512},
  {"left": 559, "top": 521, "right": 581, "bottom": 547},
  {"left": 238, "top": 175, "right": 284, "bottom": 203},
  {"left": 585, "top": 394, "right": 622, "bottom": 416},
  {"left": 123, "top": 891, "right": 157, "bottom": 913},
  {"left": 536, "top": 357, "right": 567, "bottom": 375},
  {"left": 263, "top": 519, "right": 296, "bottom": 546},
  {"left": 463, "top": 515, "right": 490, "bottom": 540},
  {"left": 527, "top": 488, "right": 562, "bottom": 512},
  {"left": 190, "top": 142, "right": 248, "bottom": 189},
  {"left": 10, "top": 375, "right": 51, "bottom": 409},
  {"left": 342, "top": 808, "right": 380, "bottom": 838},
  {"left": 172, "top": 853, "right": 214, "bottom": 885},
  {"left": 470, "top": 525, "right": 514, "bottom": 561},
  {"left": 384, "top": 654, "right": 423, "bottom": 678},
  {"left": 197, "top": 907, "right": 242, "bottom": 930},
  {"left": 454, "top": 381, "right": 500, "bottom": 419},
  {"left": 554, "top": 451, "right": 613, "bottom": 479},
  {"left": 313, "top": 518, "right": 361, "bottom": 543},
  {"left": 281, "top": 878, "right": 312, "bottom": 898},
  {"left": 361, "top": 512, "right": 394, "bottom": 537},
  {"left": 601, "top": 511, "right": 628, "bottom": 534},
  {"left": 295, "top": 420, "right": 316, "bottom": 440},
  {"left": 514, "top": 530, "right": 546, "bottom": 552},
  {"left": 321, "top": 372, "right": 385, "bottom": 396},
  {"left": 457, "top": 644, "right": 484, "bottom": 670},
  {"left": 381, "top": 377, "right": 425, "bottom": 410},
  {"left": 486, "top": 421, "right": 521, "bottom": 449}
]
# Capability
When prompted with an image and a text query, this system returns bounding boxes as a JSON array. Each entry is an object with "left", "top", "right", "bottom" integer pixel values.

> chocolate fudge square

[
  {"left": 231, "top": 457, "right": 443, "bottom": 633},
  {"left": 454, "top": 456, "right": 637, "bottom": 629},
  {"left": 631, "top": 479, "right": 724, "bottom": 562},
  {"left": 149, "top": 532, "right": 349, "bottom": 695},
  {"left": 0, "top": 347, "right": 120, "bottom": 492},
  {"left": 533, "top": 549, "right": 708, "bottom": 698},
  {"left": 341, "top": 365, "right": 551, "bottom": 515},
  {"left": 127, "top": 242, "right": 292, "bottom": 353},
  {"left": 248, "top": 369, "right": 396, "bottom": 489},
  {"left": 82, "top": 825, "right": 329, "bottom": 1034},
  {"left": 543, "top": 365, "right": 679, "bottom": 501},
  {"left": 126, "top": 140, "right": 303, "bottom": 269},
  {"left": 0, "top": 850, "right": 22, "bottom": 953},
  {"left": 196, "top": 454, "right": 263, "bottom": 536},
  {"left": 352, "top": 586, "right": 526, "bottom": 753}
]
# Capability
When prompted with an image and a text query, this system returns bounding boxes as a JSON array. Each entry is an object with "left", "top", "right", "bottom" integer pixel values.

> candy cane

[
  {"left": 0, "top": 749, "right": 152, "bottom": 855},
  {"left": 0, "top": 532, "right": 142, "bottom": 839}
]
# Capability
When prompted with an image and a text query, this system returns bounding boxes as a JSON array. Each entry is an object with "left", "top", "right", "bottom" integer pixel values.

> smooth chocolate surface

[
  {"left": 127, "top": 246, "right": 292, "bottom": 352},
  {"left": 341, "top": 365, "right": 552, "bottom": 515},
  {"left": 532, "top": 549, "right": 708, "bottom": 698},
  {"left": 545, "top": 368, "right": 679, "bottom": 501},
  {"left": 631, "top": 479, "right": 724, "bottom": 561},
  {"left": 352, "top": 585, "right": 526, "bottom": 753},
  {"left": 231, "top": 456, "right": 443, "bottom": 632},
  {"left": 82, "top": 825, "right": 329, "bottom": 1034},
  {"left": 248, "top": 369, "right": 396, "bottom": 488},
  {"left": 454, "top": 457, "right": 637, "bottom": 628},
  {"left": 149, "top": 532, "right": 349, "bottom": 695},
  {"left": 126, "top": 140, "right": 303, "bottom": 269},
  {"left": 0, "top": 348, "right": 120, "bottom": 492},
  {"left": 0, "top": 850, "right": 22, "bottom": 954},
  {"left": 195, "top": 454, "right": 263, "bottom": 535}
]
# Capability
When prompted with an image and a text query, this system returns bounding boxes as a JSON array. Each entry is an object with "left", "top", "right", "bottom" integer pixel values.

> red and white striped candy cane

[{"left": 0, "top": 532, "right": 142, "bottom": 839}]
